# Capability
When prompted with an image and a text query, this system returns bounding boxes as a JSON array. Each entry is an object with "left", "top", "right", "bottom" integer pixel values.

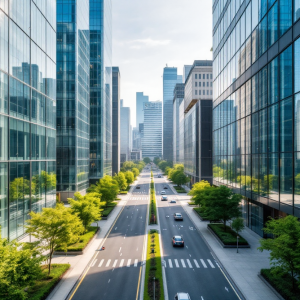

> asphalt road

[
  {"left": 70, "top": 170, "right": 150, "bottom": 300},
  {"left": 155, "top": 173, "right": 240, "bottom": 300}
]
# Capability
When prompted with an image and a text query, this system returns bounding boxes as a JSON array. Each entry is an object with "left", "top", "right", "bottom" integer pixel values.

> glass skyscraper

[
  {"left": 56, "top": 0, "right": 90, "bottom": 201},
  {"left": 213, "top": 0, "right": 300, "bottom": 236},
  {"left": 89, "top": 0, "right": 112, "bottom": 182},
  {"left": 0, "top": 1, "right": 57, "bottom": 240},
  {"left": 136, "top": 92, "right": 149, "bottom": 128},
  {"left": 163, "top": 67, "right": 182, "bottom": 162}
]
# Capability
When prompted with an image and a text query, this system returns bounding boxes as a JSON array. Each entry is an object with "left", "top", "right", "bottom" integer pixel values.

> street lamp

[
  {"left": 153, "top": 277, "right": 155, "bottom": 299},
  {"left": 237, "top": 235, "right": 239, "bottom": 253}
]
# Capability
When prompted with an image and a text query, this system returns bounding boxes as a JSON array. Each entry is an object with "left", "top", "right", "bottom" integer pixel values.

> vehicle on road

[
  {"left": 174, "top": 213, "right": 183, "bottom": 220},
  {"left": 158, "top": 175, "right": 161, "bottom": 178},
  {"left": 174, "top": 292, "right": 191, "bottom": 300},
  {"left": 170, "top": 200, "right": 176, "bottom": 203},
  {"left": 160, "top": 191, "right": 166, "bottom": 195},
  {"left": 161, "top": 195, "right": 168, "bottom": 201},
  {"left": 136, "top": 186, "right": 140, "bottom": 189},
  {"left": 164, "top": 186, "right": 168, "bottom": 189},
  {"left": 172, "top": 236, "right": 184, "bottom": 247}
]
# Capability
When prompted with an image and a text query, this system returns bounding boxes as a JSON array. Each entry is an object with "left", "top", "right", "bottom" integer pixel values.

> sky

[{"left": 112, "top": 0, "right": 213, "bottom": 127}]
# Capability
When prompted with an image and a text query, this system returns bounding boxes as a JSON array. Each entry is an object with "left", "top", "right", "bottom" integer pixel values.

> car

[
  {"left": 158, "top": 175, "right": 161, "bottom": 178},
  {"left": 164, "top": 186, "right": 168, "bottom": 189},
  {"left": 170, "top": 200, "right": 176, "bottom": 203},
  {"left": 160, "top": 191, "right": 166, "bottom": 195},
  {"left": 161, "top": 195, "right": 168, "bottom": 201},
  {"left": 174, "top": 292, "right": 191, "bottom": 300},
  {"left": 172, "top": 235, "right": 184, "bottom": 247},
  {"left": 136, "top": 186, "right": 140, "bottom": 189},
  {"left": 174, "top": 213, "right": 183, "bottom": 220}
]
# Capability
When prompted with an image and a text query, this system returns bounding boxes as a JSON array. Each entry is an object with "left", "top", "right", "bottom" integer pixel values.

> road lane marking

[
  {"left": 127, "top": 259, "right": 131, "bottom": 267},
  {"left": 134, "top": 259, "right": 138, "bottom": 267},
  {"left": 112, "top": 260, "right": 118, "bottom": 268},
  {"left": 115, "top": 227, "right": 117, "bottom": 230},
  {"left": 186, "top": 259, "right": 193, "bottom": 268},
  {"left": 119, "top": 259, "right": 124, "bottom": 267},
  {"left": 98, "top": 259, "right": 104, "bottom": 267},
  {"left": 108, "top": 279, "right": 110, "bottom": 283},
  {"left": 194, "top": 259, "right": 200, "bottom": 268},
  {"left": 91, "top": 259, "right": 97, "bottom": 267},
  {"left": 168, "top": 259, "right": 173, "bottom": 268},
  {"left": 106, "top": 259, "right": 111, "bottom": 267},
  {"left": 200, "top": 259, "right": 207, "bottom": 268},
  {"left": 119, "top": 247, "right": 121, "bottom": 252},
  {"left": 181, "top": 259, "right": 186, "bottom": 268},
  {"left": 207, "top": 259, "right": 215, "bottom": 268}
]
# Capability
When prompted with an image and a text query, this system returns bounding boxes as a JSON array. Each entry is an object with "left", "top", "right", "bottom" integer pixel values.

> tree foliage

[
  {"left": 132, "top": 167, "right": 139, "bottom": 179},
  {"left": 153, "top": 157, "right": 161, "bottom": 165},
  {"left": 258, "top": 215, "right": 300, "bottom": 290},
  {"left": 143, "top": 157, "right": 151, "bottom": 164},
  {"left": 188, "top": 180, "right": 212, "bottom": 206},
  {"left": 113, "top": 172, "right": 127, "bottom": 191},
  {"left": 26, "top": 203, "right": 84, "bottom": 275},
  {"left": 124, "top": 171, "right": 135, "bottom": 185},
  {"left": 231, "top": 217, "right": 245, "bottom": 235}
]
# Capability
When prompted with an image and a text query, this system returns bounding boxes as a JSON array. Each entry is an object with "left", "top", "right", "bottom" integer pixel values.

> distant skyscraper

[
  {"left": 143, "top": 102, "right": 162, "bottom": 159},
  {"left": 136, "top": 92, "right": 149, "bottom": 128},
  {"left": 112, "top": 67, "right": 120, "bottom": 175},
  {"left": 57, "top": 0, "right": 90, "bottom": 201},
  {"left": 163, "top": 67, "right": 182, "bottom": 161},
  {"left": 183, "top": 65, "right": 193, "bottom": 83},
  {"left": 120, "top": 102, "right": 131, "bottom": 163},
  {"left": 89, "top": 0, "right": 112, "bottom": 183}
]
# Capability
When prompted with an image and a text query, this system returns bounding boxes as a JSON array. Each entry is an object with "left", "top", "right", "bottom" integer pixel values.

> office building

[
  {"left": 136, "top": 92, "right": 149, "bottom": 129},
  {"left": 112, "top": 67, "right": 120, "bottom": 175},
  {"left": 57, "top": 0, "right": 90, "bottom": 202},
  {"left": 0, "top": 1, "right": 56, "bottom": 239},
  {"left": 183, "top": 65, "right": 193, "bottom": 83},
  {"left": 89, "top": 0, "right": 112, "bottom": 182},
  {"left": 143, "top": 101, "right": 162, "bottom": 159},
  {"left": 163, "top": 67, "right": 182, "bottom": 161},
  {"left": 120, "top": 102, "right": 131, "bottom": 163},
  {"left": 173, "top": 83, "right": 185, "bottom": 164},
  {"left": 184, "top": 60, "right": 213, "bottom": 185},
  {"left": 130, "top": 150, "right": 142, "bottom": 161},
  {"left": 213, "top": 0, "right": 300, "bottom": 236},
  {"left": 132, "top": 127, "right": 142, "bottom": 150}
]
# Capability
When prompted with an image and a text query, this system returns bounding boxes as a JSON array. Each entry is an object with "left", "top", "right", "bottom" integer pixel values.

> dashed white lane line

[
  {"left": 112, "top": 260, "right": 118, "bottom": 268},
  {"left": 194, "top": 259, "right": 200, "bottom": 268},
  {"left": 127, "top": 259, "right": 131, "bottom": 267},
  {"left": 108, "top": 279, "right": 110, "bottom": 283},
  {"left": 105, "top": 259, "right": 111, "bottom": 267},
  {"left": 207, "top": 259, "right": 215, "bottom": 268},
  {"left": 119, "top": 259, "right": 124, "bottom": 267},
  {"left": 98, "top": 259, "right": 104, "bottom": 267},
  {"left": 181, "top": 259, "right": 186, "bottom": 268},
  {"left": 200, "top": 259, "right": 208, "bottom": 268},
  {"left": 134, "top": 259, "right": 138, "bottom": 267},
  {"left": 174, "top": 259, "right": 179, "bottom": 268},
  {"left": 186, "top": 259, "right": 193, "bottom": 268},
  {"left": 168, "top": 259, "right": 173, "bottom": 268},
  {"left": 119, "top": 247, "right": 121, "bottom": 252},
  {"left": 91, "top": 259, "right": 97, "bottom": 267}
]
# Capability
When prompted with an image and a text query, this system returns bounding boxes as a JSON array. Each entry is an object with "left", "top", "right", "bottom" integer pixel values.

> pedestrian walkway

[
  {"left": 89, "top": 258, "right": 141, "bottom": 268},
  {"left": 164, "top": 258, "right": 216, "bottom": 269}
]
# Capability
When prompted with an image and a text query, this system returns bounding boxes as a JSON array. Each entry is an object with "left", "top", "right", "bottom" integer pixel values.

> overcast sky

[{"left": 112, "top": 0, "right": 213, "bottom": 127}]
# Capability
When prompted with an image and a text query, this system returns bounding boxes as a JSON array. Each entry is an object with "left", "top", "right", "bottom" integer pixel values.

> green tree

[
  {"left": 132, "top": 167, "right": 139, "bottom": 179},
  {"left": 188, "top": 180, "right": 212, "bottom": 206},
  {"left": 68, "top": 192, "right": 102, "bottom": 231},
  {"left": 88, "top": 175, "right": 119, "bottom": 207},
  {"left": 113, "top": 172, "right": 127, "bottom": 191},
  {"left": 158, "top": 160, "right": 168, "bottom": 172},
  {"left": 173, "top": 171, "right": 189, "bottom": 187},
  {"left": 143, "top": 157, "right": 151, "bottom": 164},
  {"left": 122, "top": 161, "right": 135, "bottom": 171},
  {"left": 204, "top": 185, "right": 242, "bottom": 231},
  {"left": 0, "top": 235, "right": 43, "bottom": 300},
  {"left": 124, "top": 171, "right": 135, "bottom": 185},
  {"left": 26, "top": 203, "right": 84, "bottom": 275},
  {"left": 258, "top": 215, "right": 300, "bottom": 290},
  {"left": 231, "top": 217, "right": 245, "bottom": 235},
  {"left": 153, "top": 157, "right": 161, "bottom": 165}
]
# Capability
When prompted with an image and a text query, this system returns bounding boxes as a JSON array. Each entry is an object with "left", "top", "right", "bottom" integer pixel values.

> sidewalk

[{"left": 165, "top": 177, "right": 278, "bottom": 300}]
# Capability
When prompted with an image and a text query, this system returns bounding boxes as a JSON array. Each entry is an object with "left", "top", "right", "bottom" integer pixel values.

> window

[
  {"left": 207, "top": 82, "right": 209, "bottom": 87},
  {"left": 195, "top": 90, "right": 198, "bottom": 95},
  {"left": 268, "top": 1, "right": 278, "bottom": 47},
  {"left": 279, "top": 45, "right": 292, "bottom": 100},
  {"left": 268, "top": 56, "right": 278, "bottom": 105},
  {"left": 280, "top": 97, "right": 293, "bottom": 152},
  {"left": 294, "top": 37, "right": 300, "bottom": 93},
  {"left": 294, "top": 0, "right": 300, "bottom": 23},
  {"left": 280, "top": 0, "right": 292, "bottom": 36},
  {"left": 195, "top": 82, "right": 198, "bottom": 87},
  {"left": 210, "top": 74, "right": 212, "bottom": 79},
  {"left": 203, "top": 90, "right": 205, "bottom": 95},
  {"left": 259, "top": 15, "right": 267, "bottom": 56},
  {"left": 252, "top": 0, "right": 259, "bottom": 31},
  {"left": 210, "top": 90, "right": 212, "bottom": 95},
  {"left": 206, "top": 74, "right": 209, "bottom": 79},
  {"left": 195, "top": 74, "right": 197, "bottom": 79},
  {"left": 199, "top": 74, "right": 201, "bottom": 79},
  {"left": 210, "top": 82, "right": 212, "bottom": 87},
  {"left": 207, "top": 90, "right": 209, "bottom": 95},
  {"left": 199, "top": 90, "right": 201, "bottom": 95},
  {"left": 199, "top": 82, "right": 201, "bottom": 87}
]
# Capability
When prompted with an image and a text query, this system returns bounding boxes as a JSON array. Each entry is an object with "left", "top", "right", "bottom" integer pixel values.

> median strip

[{"left": 149, "top": 175, "right": 157, "bottom": 225}]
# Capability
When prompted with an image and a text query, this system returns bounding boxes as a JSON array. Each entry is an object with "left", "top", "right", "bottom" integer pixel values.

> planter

[
  {"left": 207, "top": 225, "right": 250, "bottom": 248},
  {"left": 258, "top": 274, "right": 285, "bottom": 300},
  {"left": 193, "top": 209, "right": 209, "bottom": 221}
]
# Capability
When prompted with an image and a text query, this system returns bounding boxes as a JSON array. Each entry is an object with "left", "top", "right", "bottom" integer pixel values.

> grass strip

[
  {"left": 56, "top": 226, "right": 98, "bottom": 251},
  {"left": 261, "top": 268, "right": 300, "bottom": 300},
  {"left": 149, "top": 179, "right": 157, "bottom": 224},
  {"left": 144, "top": 230, "right": 164, "bottom": 300},
  {"left": 173, "top": 186, "right": 186, "bottom": 193},
  {"left": 208, "top": 223, "right": 249, "bottom": 245},
  {"left": 26, "top": 264, "right": 70, "bottom": 300},
  {"left": 102, "top": 201, "right": 117, "bottom": 217},
  {"left": 119, "top": 191, "right": 128, "bottom": 194}
]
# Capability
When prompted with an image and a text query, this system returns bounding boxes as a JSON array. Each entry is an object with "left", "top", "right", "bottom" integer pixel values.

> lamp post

[
  {"left": 237, "top": 235, "right": 239, "bottom": 253},
  {"left": 153, "top": 277, "right": 155, "bottom": 299}
]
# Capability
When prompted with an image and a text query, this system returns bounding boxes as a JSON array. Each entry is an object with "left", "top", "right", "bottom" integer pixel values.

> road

[
  {"left": 154, "top": 172, "right": 241, "bottom": 300},
  {"left": 69, "top": 169, "right": 150, "bottom": 300}
]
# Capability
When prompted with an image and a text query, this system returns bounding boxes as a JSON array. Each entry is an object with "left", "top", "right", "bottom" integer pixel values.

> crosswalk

[
  {"left": 91, "top": 258, "right": 216, "bottom": 269},
  {"left": 130, "top": 197, "right": 149, "bottom": 200}
]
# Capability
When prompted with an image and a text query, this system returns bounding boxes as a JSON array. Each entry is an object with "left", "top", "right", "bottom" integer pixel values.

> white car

[
  {"left": 174, "top": 293, "right": 191, "bottom": 300},
  {"left": 160, "top": 191, "right": 166, "bottom": 195}
]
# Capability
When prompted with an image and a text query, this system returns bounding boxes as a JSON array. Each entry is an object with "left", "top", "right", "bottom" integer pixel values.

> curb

[{"left": 257, "top": 274, "right": 285, "bottom": 300}]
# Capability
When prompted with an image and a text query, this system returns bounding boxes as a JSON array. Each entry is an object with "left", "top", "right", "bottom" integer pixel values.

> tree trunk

[{"left": 48, "top": 248, "right": 53, "bottom": 276}]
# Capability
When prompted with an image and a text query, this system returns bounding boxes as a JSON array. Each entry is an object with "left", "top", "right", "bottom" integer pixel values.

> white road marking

[
  {"left": 119, "top": 259, "right": 124, "bottom": 267},
  {"left": 193, "top": 259, "right": 200, "bottom": 268},
  {"left": 112, "top": 260, "right": 118, "bottom": 268},
  {"left": 181, "top": 259, "right": 186, "bottom": 268},
  {"left": 127, "top": 259, "right": 131, "bottom": 267},
  {"left": 108, "top": 279, "right": 110, "bottom": 283},
  {"left": 98, "top": 259, "right": 104, "bottom": 267},
  {"left": 186, "top": 259, "right": 193, "bottom": 268},
  {"left": 225, "top": 287, "right": 229, "bottom": 292},
  {"left": 119, "top": 247, "right": 121, "bottom": 252},
  {"left": 136, "top": 248, "right": 138, "bottom": 251},
  {"left": 91, "top": 259, "right": 97, "bottom": 267},
  {"left": 115, "top": 227, "right": 117, "bottom": 230},
  {"left": 207, "top": 259, "right": 215, "bottom": 268},
  {"left": 200, "top": 259, "right": 207, "bottom": 268},
  {"left": 106, "top": 259, "right": 111, "bottom": 267},
  {"left": 201, "top": 297, "right": 204, "bottom": 300},
  {"left": 174, "top": 259, "right": 179, "bottom": 268},
  {"left": 168, "top": 259, "right": 173, "bottom": 268},
  {"left": 134, "top": 259, "right": 138, "bottom": 267}
]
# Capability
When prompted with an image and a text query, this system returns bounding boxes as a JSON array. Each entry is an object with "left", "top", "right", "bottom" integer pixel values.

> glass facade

[
  {"left": 136, "top": 92, "right": 149, "bottom": 129},
  {"left": 163, "top": 67, "right": 182, "bottom": 162},
  {"left": 89, "top": 0, "right": 112, "bottom": 182},
  {"left": 213, "top": 0, "right": 300, "bottom": 236},
  {"left": 0, "top": 0, "right": 56, "bottom": 240},
  {"left": 56, "top": 0, "right": 90, "bottom": 200}
]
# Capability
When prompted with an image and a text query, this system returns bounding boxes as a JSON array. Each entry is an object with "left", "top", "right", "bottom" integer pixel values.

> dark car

[
  {"left": 172, "top": 235, "right": 184, "bottom": 247},
  {"left": 164, "top": 186, "right": 168, "bottom": 189},
  {"left": 170, "top": 200, "right": 176, "bottom": 203},
  {"left": 158, "top": 175, "right": 161, "bottom": 178},
  {"left": 136, "top": 186, "right": 140, "bottom": 189},
  {"left": 174, "top": 213, "right": 183, "bottom": 221}
]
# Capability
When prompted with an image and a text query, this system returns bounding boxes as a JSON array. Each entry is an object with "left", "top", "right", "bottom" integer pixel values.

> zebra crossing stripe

[
  {"left": 207, "top": 259, "right": 215, "bottom": 268},
  {"left": 112, "top": 260, "right": 118, "bottom": 268},
  {"left": 174, "top": 259, "right": 179, "bottom": 268},
  {"left": 194, "top": 259, "right": 200, "bottom": 268},
  {"left": 186, "top": 259, "right": 193, "bottom": 268},
  {"left": 168, "top": 259, "right": 173, "bottom": 268},
  {"left": 98, "top": 259, "right": 104, "bottom": 267},
  {"left": 120, "top": 259, "right": 124, "bottom": 267},
  {"left": 106, "top": 259, "right": 111, "bottom": 267},
  {"left": 200, "top": 259, "right": 207, "bottom": 268},
  {"left": 181, "top": 259, "right": 186, "bottom": 268},
  {"left": 91, "top": 259, "right": 97, "bottom": 267},
  {"left": 127, "top": 259, "right": 131, "bottom": 267},
  {"left": 134, "top": 259, "right": 138, "bottom": 267}
]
